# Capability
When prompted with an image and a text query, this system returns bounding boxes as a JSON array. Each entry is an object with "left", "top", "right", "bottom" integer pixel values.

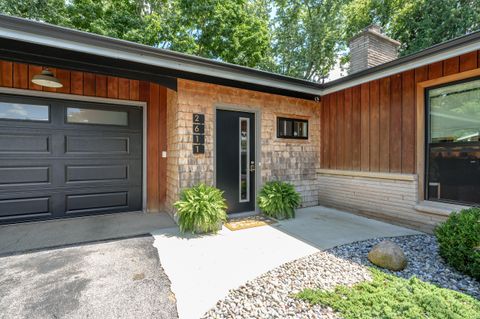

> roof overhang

[
  {"left": 1, "top": 14, "right": 480, "bottom": 99},
  {"left": 0, "top": 14, "right": 321, "bottom": 99},
  {"left": 322, "top": 31, "right": 480, "bottom": 95}
]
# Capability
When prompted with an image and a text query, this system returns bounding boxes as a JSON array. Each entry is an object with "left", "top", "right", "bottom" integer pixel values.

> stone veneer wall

[
  {"left": 165, "top": 79, "right": 320, "bottom": 213},
  {"left": 317, "top": 171, "right": 450, "bottom": 232}
]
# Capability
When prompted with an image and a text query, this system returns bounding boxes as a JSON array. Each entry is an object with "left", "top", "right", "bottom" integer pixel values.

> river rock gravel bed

[{"left": 203, "top": 234, "right": 479, "bottom": 319}]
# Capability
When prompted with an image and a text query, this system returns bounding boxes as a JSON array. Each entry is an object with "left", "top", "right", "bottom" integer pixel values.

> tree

[
  {"left": 3, "top": 0, "right": 479, "bottom": 81},
  {"left": 158, "top": 0, "right": 272, "bottom": 67},
  {"left": 0, "top": 0, "right": 70, "bottom": 25},
  {"left": 271, "top": 0, "right": 345, "bottom": 81},
  {"left": 0, "top": 0, "right": 272, "bottom": 69},
  {"left": 343, "top": 0, "right": 480, "bottom": 56}
]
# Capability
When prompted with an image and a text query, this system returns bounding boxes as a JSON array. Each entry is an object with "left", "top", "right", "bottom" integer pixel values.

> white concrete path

[{"left": 151, "top": 206, "right": 421, "bottom": 319}]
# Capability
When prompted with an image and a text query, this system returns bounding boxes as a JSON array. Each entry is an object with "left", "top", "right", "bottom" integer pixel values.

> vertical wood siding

[
  {"left": 0, "top": 60, "right": 168, "bottom": 211},
  {"left": 320, "top": 50, "right": 480, "bottom": 173}
]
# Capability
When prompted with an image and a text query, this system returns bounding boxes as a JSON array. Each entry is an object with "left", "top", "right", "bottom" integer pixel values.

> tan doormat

[{"left": 224, "top": 215, "right": 277, "bottom": 231}]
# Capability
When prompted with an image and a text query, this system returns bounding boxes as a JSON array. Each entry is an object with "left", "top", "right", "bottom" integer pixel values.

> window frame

[
  {"left": 425, "top": 75, "right": 480, "bottom": 204},
  {"left": 276, "top": 117, "right": 309, "bottom": 140}
]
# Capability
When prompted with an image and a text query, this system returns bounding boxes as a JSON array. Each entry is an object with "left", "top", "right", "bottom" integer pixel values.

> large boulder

[{"left": 368, "top": 240, "right": 407, "bottom": 271}]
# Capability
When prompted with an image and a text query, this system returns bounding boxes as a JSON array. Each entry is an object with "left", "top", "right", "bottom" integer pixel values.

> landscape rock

[
  {"left": 368, "top": 240, "right": 407, "bottom": 271},
  {"left": 204, "top": 235, "right": 480, "bottom": 318}
]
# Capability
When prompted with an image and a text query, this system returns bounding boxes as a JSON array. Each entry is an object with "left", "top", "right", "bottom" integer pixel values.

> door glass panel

[
  {"left": 427, "top": 78, "right": 480, "bottom": 204},
  {"left": 0, "top": 102, "right": 49, "bottom": 121},
  {"left": 239, "top": 118, "right": 249, "bottom": 202},
  {"left": 67, "top": 107, "right": 128, "bottom": 126}
]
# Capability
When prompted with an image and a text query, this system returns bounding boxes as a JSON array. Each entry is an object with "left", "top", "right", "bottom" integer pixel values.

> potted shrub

[
  {"left": 434, "top": 208, "right": 480, "bottom": 280},
  {"left": 258, "top": 181, "right": 301, "bottom": 220},
  {"left": 174, "top": 184, "right": 228, "bottom": 234}
]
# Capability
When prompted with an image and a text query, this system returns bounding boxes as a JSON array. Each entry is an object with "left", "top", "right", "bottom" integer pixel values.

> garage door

[{"left": 0, "top": 94, "right": 143, "bottom": 224}]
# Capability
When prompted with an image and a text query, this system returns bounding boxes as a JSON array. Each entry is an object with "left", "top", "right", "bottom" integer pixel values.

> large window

[{"left": 426, "top": 77, "right": 480, "bottom": 205}]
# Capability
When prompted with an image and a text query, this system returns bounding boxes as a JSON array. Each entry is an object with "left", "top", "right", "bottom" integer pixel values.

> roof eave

[{"left": 0, "top": 14, "right": 322, "bottom": 97}]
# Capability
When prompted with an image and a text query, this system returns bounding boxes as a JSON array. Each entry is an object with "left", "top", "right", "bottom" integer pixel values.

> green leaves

[
  {"left": 173, "top": 184, "right": 227, "bottom": 234},
  {"left": 271, "top": 0, "right": 345, "bottom": 81},
  {"left": 2, "top": 0, "right": 479, "bottom": 80},
  {"left": 434, "top": 208, "right": 480, "bottom": 280},
  {"left": 297, "top": 268, "right": 480, "bottom": 319},
  {"left": 342, "top": 0, "right": 480, "bottom": 57},
  {"left": 257, "top": 181, "right": 301, "bottom": 219}
]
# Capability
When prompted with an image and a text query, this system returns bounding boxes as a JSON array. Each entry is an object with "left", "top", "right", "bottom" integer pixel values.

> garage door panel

[
  {"left": 66, "top": 164, "right": 128, "bottom": 182},
  {"left": 0, "top": 133, "right": 50, "bottom": 154},
  {"left": 66, "top": 191, "right": 128, "bottom": 214},
  {"left": 0, "top": 197, "right": 51, "bottom": 218},
  {"left": 0, "top": 166, "right": 50, "bottom": 185},
  {"left": 65, "top": 135, "right": 130, "bottom": 154}
]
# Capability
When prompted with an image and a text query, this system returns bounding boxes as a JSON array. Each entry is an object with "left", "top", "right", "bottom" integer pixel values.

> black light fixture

[{"left": 31, "top": 69, "right": 63, "bottom": 88}]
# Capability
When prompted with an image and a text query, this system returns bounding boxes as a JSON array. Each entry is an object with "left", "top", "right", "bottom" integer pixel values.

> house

[{"left": 0, "top": 15, "right": 479, "bottom": 232}]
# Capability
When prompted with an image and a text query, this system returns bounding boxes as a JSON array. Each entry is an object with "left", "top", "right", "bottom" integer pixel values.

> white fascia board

[
  {"left": 321, "top": 40, "right": 480, "bottom": 96},
  {"left": 0, "top": 28, "right": 321, "bottom": 96}
]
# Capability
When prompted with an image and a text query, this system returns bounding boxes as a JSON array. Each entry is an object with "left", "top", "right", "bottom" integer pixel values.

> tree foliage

[
  {"left": 1, "top": 0, "right": 480, "bottom": 80},
  {"left": 271, "top": 0, "right": 346, "bottom": 81},
  {"left": 0, "top": 0, "right": 271, "bottom": 67},
  {"left": 343, "top": 0, "right": 480, "bottom": 56}
]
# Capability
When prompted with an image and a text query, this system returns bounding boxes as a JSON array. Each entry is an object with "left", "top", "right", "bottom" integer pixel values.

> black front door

[{"left": 216, "top": 109, "right": 255, "bottom": 213}]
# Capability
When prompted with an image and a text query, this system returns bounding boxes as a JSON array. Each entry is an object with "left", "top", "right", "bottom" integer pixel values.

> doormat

[{"left": 225, "top": 215, "right": 277, "bottom": 231}]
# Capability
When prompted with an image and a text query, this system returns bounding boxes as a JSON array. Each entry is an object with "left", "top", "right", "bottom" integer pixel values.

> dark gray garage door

[{"left": 0, "top": 94, "right": 143, "bottom": 224}]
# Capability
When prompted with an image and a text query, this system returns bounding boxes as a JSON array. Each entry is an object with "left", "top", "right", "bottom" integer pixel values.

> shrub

[
  {"left": 296, "top": 267, "right": 480, "bottom": 319},
  {"left": 434, "top": 208, "right": 480, "bottom": 280},
  {"left": 173, "top": 184, "right": 227, "bottom": 234},
  {"left": 257, "top": 181, "right": 301, "bottom": 219}
]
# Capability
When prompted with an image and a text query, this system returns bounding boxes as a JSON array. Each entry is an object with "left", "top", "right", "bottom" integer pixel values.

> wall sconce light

[{"left": 31, "top": 69, "right": 63, "bottom": 88}]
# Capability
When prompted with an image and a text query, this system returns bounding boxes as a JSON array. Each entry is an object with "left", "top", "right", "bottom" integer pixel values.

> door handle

[{"left": 250, "top": 161, "right": 255, "bottom": 172}]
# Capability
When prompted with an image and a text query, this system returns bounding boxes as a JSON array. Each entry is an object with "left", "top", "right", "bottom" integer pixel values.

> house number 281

[{"left": 193, "top": 113, "right": 205, "bottom": 154}]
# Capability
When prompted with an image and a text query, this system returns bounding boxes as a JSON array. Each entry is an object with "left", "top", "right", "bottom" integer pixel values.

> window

[
  {"left": 426, "top": 77, "right": 480, "bottom": 205},
  {"left": 67, "top": 107, "right": 128, "bottom": 126},
  {"left": 277, "top": 117, "right": 308, "bottom": 139},
  {"left": 0, "top": 102, "right": 49, "bottom": 121},
  {"left": 239, "top": 118, "right": 250, "bottom": 202}
]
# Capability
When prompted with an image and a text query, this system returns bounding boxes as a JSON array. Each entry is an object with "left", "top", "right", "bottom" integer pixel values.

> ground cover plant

[
  {"left": 174, "top": 184, "right": 227, "bottom": 234},
  {"left": 257, "top": 181, "right": 301, "bottom": 219},
  {"left": 296, "top": 268, "right": 480, "bottom": 319},
  {"left": 434, "top": 208, "right": 480, "bottom": 280}
]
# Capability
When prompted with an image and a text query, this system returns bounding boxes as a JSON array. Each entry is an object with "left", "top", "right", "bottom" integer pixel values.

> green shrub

[
  {"left": 296, "top": 267, "right": 480, "bottom": 319},
  {"left": 257, "top": 181, "right": 301, "bottom": 219},
  {"left": 434, "top": 208, "right": 480, "bottom": 280},
  {"left": 173, "top": 184, "right": 227, "bottom": 234}
]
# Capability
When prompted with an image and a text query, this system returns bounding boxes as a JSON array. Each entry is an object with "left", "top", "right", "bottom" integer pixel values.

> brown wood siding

[
  {"left": 0, "top": 60, "right": 167, "bottom": 211},
  {"left": 320, "top": 50, "right": 480, "bottom": 173}
]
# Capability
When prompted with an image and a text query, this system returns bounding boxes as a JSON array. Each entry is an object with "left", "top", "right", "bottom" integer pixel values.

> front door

[{"left": 216, "top": 109, "right": 256, "bottom": 213}]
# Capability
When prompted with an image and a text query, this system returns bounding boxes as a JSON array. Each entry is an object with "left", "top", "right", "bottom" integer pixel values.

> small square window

[{"left": 277, "top": 117, "right": 308, "bottom": 139}]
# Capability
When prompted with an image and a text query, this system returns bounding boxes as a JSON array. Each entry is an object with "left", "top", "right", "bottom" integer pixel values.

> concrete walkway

[
  {"left": 0, "top": 212, "right": 176, "bottom": 256},
  {"left": 152, "top": 205, "right": 421, "bottom": 319}
]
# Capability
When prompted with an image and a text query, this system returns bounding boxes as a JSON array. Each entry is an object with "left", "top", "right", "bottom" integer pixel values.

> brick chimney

[{"left": 349, "top": 25, "right": 400, "bottom": 74}]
